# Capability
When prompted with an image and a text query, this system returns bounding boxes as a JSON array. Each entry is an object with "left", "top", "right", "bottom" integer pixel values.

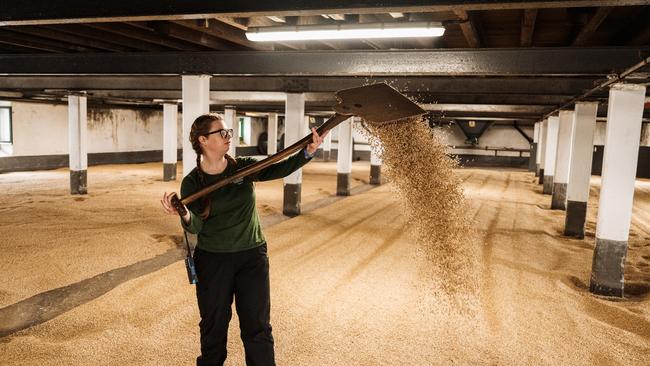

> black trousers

[{"left": 194, "top": 244, "right": 275, "bottom": 366}]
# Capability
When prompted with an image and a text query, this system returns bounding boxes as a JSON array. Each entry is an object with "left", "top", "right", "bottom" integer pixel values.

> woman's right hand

[{"left": 161, "top": 192, "right": 191, "bottom": 224}]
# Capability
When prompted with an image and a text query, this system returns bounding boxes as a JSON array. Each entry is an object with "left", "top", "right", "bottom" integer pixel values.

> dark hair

[{"left": 189, "top": 113, "right": 236, "bottom": 219}]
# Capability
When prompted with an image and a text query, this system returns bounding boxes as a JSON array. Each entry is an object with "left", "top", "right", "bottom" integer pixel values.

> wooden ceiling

[{"left": 0, "top": 6, "right": 648, "bottom": 54}]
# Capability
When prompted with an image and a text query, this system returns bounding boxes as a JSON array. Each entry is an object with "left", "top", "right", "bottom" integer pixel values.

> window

[
  {"left": 239, "top": 116, "right": 252, "bottom": 145},
  {"left": 0, "top": 106, "right": 11, "bottom": 143}
]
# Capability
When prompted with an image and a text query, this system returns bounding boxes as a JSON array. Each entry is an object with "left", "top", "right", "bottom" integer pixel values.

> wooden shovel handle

[{"left": 176, "top": 112, "right": 352, "bottom": 210}]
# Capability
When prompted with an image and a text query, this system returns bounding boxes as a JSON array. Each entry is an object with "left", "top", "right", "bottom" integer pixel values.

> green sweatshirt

[{"left": 180, "top": 150, "right": 312, "bottom": 253}]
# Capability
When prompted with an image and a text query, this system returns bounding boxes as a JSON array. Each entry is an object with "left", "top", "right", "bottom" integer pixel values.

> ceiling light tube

[{"left": 245, "top": 22, "right": 445, "bottom": 42}]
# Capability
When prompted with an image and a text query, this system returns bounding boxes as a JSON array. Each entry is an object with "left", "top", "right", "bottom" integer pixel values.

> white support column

[
  {"left": 283, "top": 93, "right": 305, "bottom": 216},
  {"left": 591, "top": 83, "right": 646, "bottom": 297},
  {"left": 538, "top": 119, "right": 547, "bottom": 184},
  {"left": 551, "top": 110, "right": 575, "bottom": 209},
  {"left": 323, "top": 122, "right": 332, "bottom": 162},
  {"left": 531, "top": 121, "right": 540, "bottom": 174},
  {"left": 162, "top": 103, "right": 178, "bottom": 181},
  {"left": 564, "top": 102, "right": 598, "bottom": 238},
  {"left": 225, "top": 107, "right": 238, "bottom": 157},
  {"left": 181, "top": 75, "right": 210, "bottom": 177},
  {"left": 543, "top": 115, "right": 560, "bottom": 194},
  {"left": 336, "top": 117, "right": 354, "bottom": 196},
  {"left": 267, "top": 112, "right": 278, "bottom": 155},
  {"left": 68, "top": 95, "right": 87, "bottom": 195}
]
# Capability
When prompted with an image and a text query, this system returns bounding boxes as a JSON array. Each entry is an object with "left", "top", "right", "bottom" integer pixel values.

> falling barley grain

[{"left": 362, "top": 117, "right": 479, "bottom": 297}]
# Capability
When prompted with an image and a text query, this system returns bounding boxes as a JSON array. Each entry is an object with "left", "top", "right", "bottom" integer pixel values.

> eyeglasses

[{"left": 204, "top": 128, "right": 233, "bottom": 139}]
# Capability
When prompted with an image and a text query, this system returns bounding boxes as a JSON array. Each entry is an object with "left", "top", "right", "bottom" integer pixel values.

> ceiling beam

[
  {"left": 453, "top": 9, "right": 481, "bottom": 48},
  {"left": 170, "top": 19, "right": 273, "bottom": 50},
  {"left": 628, "top": 21, "right": 650, "bottom": 46},
  {"left": 0, "top": 29, "right": 80, "bottom": 53},
  {"left": 0, "top": 76, "right": 608, "bottom": 96},
  {"left": 572, "top": 7, "right": 613, "bottom": 46},
  {"left": 86, "top": 22, "right": 206, "bottom": 51},
  {"left": 247, "top": 16, "right": 278, "bottom": 28},
  {"left": 316, "top": 40, "right": 340, "bottom": 50},
  {"left": 9, "top": 26, "right": 130, "bottom": 52},
  {"left": 53, "top": 24, "right": 168, "bottom": 51},
  {"left": 1, "top": 1, "right": 648, "bottom": 25},
  {"left": 148, "top": 21, "right": 239, "bottom": 50},
  {"left": 421, "top": 103, "right": 549, "bottom": 114},
  {"left": 520, "top": 9, "right": 538, "bottom": 47},
  {"left": 0, "top": 48, "right": 647, "bottom": 76},
  {"left": 0, "top": 43, "right": 44, "bottom": 53},
  {"left": 10, "top": 88, "right": 583, "bottom": 105},
  {"left": 213, "top": 16, "right": 249, "bottom": 30}
]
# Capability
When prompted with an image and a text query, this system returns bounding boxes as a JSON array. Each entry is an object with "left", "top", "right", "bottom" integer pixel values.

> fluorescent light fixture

[
  {"left": 246, "top": 22, "right": 445, "bottom": 42},
  {"left": 389, "top": 12, "right": 405, "bottom": 18}
]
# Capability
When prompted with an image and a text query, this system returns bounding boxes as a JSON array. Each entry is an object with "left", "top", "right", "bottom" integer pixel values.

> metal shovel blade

[{"left": 332, "top": 83, "right": 426, "bottom": 123}]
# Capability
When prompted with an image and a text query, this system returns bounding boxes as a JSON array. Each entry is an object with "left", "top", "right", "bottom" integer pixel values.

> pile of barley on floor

[{"left": 362, "top": 117, "right": 479, "bottom": 298}]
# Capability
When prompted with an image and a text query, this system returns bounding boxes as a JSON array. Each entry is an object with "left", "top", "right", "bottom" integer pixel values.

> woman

[{"left": 161, "top": 113, "right": 325, "bottom": 366}]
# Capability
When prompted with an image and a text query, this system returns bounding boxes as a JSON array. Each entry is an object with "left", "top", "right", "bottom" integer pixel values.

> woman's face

[{"left": 199, "top": 119, "right": 231, "bottom": 156}]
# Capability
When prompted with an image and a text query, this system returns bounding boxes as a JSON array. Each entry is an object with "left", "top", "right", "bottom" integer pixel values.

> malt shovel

[{"left": 170, "top": 82, "right": 425, "bottom": 215}]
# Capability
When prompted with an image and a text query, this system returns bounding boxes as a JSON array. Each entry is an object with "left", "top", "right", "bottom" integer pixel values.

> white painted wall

[
  {"left": 7, "top": 101, "right": 182, "bottom": 157},
  {"left": 7, "top": 100, "right": 644, "bottom": 161}
]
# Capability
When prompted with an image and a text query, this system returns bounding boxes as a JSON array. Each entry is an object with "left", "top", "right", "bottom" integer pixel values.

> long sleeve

[
  {"left": 180, "top": 210, "right": 203, "bottom": 234},
  {"left": 180, "top": 175, "right": 204, "bottom": 234},
  {"left": 241, "top": 149, "right": 313, "bottom": 182}
]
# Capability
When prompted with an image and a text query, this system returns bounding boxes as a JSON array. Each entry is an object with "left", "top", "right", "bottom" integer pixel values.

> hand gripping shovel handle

[{"left": 170, "top": 193, "right": 187, "bottom": 217}]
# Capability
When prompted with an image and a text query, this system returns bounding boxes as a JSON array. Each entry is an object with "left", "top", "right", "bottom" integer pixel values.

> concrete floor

[{"left": 1, "top": 163, "right": 649, "bottom": 365}]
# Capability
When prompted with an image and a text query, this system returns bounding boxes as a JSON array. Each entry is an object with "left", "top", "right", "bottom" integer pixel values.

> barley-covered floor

[{"left": 1, "top": 163, "right": 649, "bottom": 365}]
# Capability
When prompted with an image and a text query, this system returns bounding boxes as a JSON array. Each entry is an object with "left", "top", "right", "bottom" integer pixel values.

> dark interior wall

[
  {"left": 592, "top": 146, "right": 650, "bottom": 179},
  {"left": 455, "top": 155, "right": 528, "bottom": 168},
  {"left": 3, "top": 146, "right": 648, "bottom": 177}
]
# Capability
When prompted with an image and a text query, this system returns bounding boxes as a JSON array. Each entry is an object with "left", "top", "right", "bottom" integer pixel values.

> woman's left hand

[{"left": 306, "top": 127, "right": 327, "bottom": 155}]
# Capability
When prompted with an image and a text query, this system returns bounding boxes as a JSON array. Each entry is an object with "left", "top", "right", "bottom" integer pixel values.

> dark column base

[
  {"left": 528, "top": 143, "right": 537, "bottom": 172},
  {"left": 538, "top": 168, "right": 544, "bottom": 184},
  {"left": 542, "top": 175, "right": 554, "bottom": 194},
  {"left": 337, "top": 172, "right": 351, "bottom": 196},
  {"left": 564, "top": 200, "right": 587, "bottom": 238},
  {"left": 283, "top": 183, "right": 301, "bottom": 217},
  {"left": 550, "top": 182, "right": 567, "bottom": 210},
  {"left": 370, "top": 165, "right": 381, "bottom": 185},
  {"left": 590, "top": 238, "right": 627, "bottom": 297},
  {"left": 323, "top": 150, "right": 330, "bottom": 162},
  {"left": 163, "top": 163, "right": 177, "bottom": 182},
  {"left": 70, "top": 170, "right": 87, "bottom": 195}
]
